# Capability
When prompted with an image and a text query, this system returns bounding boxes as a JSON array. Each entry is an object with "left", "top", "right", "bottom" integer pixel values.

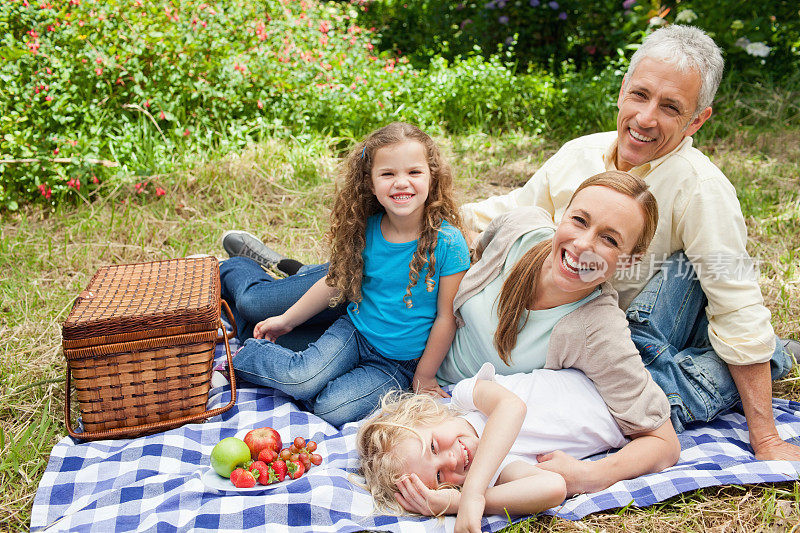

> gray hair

[{"left": 625, "top": 25, "right": 724, "bottom": 117}]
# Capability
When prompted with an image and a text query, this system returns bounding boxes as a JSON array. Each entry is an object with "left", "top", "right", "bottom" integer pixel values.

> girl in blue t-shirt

[{"left": 232, "top": 122, "right": 470, "bottom": 426}]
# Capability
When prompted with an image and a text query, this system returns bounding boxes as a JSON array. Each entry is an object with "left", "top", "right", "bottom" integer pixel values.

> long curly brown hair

[{"left": 326, "top": 122, "right": 463, "bottom": 307}]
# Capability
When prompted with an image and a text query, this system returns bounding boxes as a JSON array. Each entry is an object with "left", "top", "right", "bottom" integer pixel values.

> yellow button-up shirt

[{"left": 460, "top": 131, "right": 776, "bottom": 365}]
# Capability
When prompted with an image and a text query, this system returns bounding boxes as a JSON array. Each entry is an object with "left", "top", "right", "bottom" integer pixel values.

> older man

[{"left": 461, "top": 25, "right": 800, "bottom": 461}]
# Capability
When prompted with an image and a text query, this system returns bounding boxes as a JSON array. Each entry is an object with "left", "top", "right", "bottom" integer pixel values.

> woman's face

[{"left": 549, "top": 185, "right": 644, "bottom": 294}]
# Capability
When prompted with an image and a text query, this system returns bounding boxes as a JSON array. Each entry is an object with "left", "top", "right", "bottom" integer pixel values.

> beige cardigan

[{"left": 453, "top": 207, "right": 670, "bottom": 435}]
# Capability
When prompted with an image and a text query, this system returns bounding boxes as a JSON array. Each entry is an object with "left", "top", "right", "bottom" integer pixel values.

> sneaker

[
  {"left": 781, "top": 338, "right": 800, "bottom": 364},
  {"left": 221, "top": 230, "right": 287, "bottom": 269}
]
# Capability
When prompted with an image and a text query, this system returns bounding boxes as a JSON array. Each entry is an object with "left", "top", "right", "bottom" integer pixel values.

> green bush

[
  {"left": 0, "top": 0, "right": 570, "bottom": 210},
  {"left": 354, "top": 0, "right": 800, "bottom": 79}
]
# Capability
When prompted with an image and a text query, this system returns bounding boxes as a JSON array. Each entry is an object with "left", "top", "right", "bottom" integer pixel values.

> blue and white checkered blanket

[{"left": 32, "top": 337, "right": 800, "bottom": 532}]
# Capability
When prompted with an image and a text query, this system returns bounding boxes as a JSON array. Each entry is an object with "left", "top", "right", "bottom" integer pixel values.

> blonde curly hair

[
  {"left": 326, "top": 122, "right": 463, "bottom": 307},
  {"left": 356, "top": 390, "right": 459, "bottom": 513}
]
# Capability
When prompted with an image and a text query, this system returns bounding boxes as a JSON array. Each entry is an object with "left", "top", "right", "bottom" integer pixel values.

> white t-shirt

[{"left": 450, "top": 362, "right": 629, "bottom": 486}]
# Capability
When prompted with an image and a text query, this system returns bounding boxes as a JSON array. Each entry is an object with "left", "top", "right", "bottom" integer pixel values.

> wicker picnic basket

[{"left": 61, "top": 257, "right": 237, "bottom": 441}]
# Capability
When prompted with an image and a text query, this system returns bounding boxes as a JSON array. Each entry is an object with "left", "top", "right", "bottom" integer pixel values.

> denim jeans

[
  {"left": 626, "top": 251, "right": 792, "bottom": 433},
  {"left": 219, "top": 257, "right": 346, "bottom": 350},
  {"left": 232, "top": 315, "right": 418, "bottom": 427}
]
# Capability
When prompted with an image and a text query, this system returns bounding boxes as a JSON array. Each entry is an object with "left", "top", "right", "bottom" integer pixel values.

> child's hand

[
  {"left": 454, "top": 490, "right": 486, "bottom": 533},
  {"left": 394, "top": 473, "right": 459, "bottom": 516},
  {"left": 253, "top": 315, "right": 294, "bottom": 341},
  {"left": 412, "top": 372, "right": 450, "bottom": 398}
]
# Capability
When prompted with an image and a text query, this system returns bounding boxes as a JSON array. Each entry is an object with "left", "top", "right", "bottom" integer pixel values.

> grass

[{"left": 2, "top": 109, "right": 799, "bottom": 530}]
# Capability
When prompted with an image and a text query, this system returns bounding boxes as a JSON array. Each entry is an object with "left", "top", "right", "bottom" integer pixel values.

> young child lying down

[{"left": 357, "top": 362, "right": 679, "bottom": 531}]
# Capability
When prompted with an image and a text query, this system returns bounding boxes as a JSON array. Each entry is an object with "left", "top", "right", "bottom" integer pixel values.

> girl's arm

[
  {"left": 412, "top": 271, "right": 466, "bottom": 398},
  {"left": 455, "top": 379, "right": 527, "bottom": 532},
  {"left": 394, "top": 463, "right": 565, "bottom": 523},
  {"left": 536, "top": 420, "right": 680, "bottom": 496},
  {"left": 254, "top": 277, "right": 341, "bottom": 340},
  {"left": 483, "top": 461, "right": 566, "bottom": 516}
]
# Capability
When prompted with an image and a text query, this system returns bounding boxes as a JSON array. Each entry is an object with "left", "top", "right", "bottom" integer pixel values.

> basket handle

[
  {"left": 215, "top": 299, "right": 237, "bottom": 342},
  {"left": 64, "top": 319, "right": 238, "bottom": 441}
]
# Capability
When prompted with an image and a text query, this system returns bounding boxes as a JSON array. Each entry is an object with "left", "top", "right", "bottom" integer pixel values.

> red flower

[
  {"left": 155, "top": 187, "right": 166, "bottom": 196},
  {"left": 53, "top": 148, "right": 59, "bottom": 155},
  {"left": 92, "top": 175, "right": 99, "bottom": 184},
  {"left": 44, "top": 95, "right": 53, "bottom": 101},
  {"left": 159, "top": 111, "right": 166, "bottom": 120},
  {"left": 257, "top": 100, "right": 263, "bottom": 109},
  {"left": 183, "top": 129, "right": 190, "bottom": 137},
  {"left": 95, "top": 67, "right": 103, "bottom": 76}
]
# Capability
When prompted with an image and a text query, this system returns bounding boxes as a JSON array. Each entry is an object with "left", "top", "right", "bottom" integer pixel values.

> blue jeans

[
  {"left": 219, "top": 257, "right": 345, "bottom": 350},
  {"left": 626, "top": 252, "right": 792, "bottom": 433},
  {"left": 232, "top": 315, "right": 418, "bottom": 427}
]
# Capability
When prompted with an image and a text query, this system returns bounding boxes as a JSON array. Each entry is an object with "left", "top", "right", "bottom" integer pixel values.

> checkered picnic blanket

[{"left": 32, "top": 336, "right": 800, "bottom": 532}]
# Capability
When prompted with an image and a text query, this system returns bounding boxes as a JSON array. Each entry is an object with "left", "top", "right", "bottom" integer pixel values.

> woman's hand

[
  {"left": 454, "top": 491, "right": 485, "bottom": 533},
  {"left": 535, "top": 450, "right": 593, "bottom": 496},
  {"left": 253, "top": 315, "right": 294, "bottom": 341},
  {"left": 412, "top": 372, "right": 449, "bottom": 398},
  {"left": 394, "top": 474, "right": 459, "bottom": 516}
]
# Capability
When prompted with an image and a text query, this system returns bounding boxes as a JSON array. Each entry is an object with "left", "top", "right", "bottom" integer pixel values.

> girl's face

[
  {"left": 370, "top": 140, "right": 431, "bottom": 226},
  {"left": 548, "top": 185, "right": 645, "bottom": 295},
  {"left": 395, "top": 417, "right": 479, "bottom": 489}
]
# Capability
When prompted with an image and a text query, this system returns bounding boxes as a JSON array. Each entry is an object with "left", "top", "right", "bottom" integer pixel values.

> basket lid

[{"left": 62, "top": 257, "right": 221, "bottom": 343}]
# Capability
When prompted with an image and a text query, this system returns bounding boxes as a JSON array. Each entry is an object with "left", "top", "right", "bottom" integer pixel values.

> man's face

[{"left": 615, "top": 57, "right": 712, "bottom": 172}]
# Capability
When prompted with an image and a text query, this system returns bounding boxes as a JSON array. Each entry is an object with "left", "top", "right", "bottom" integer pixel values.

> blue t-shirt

[{"left": 347, "top": 214, "right": 470, "bottom": 360}]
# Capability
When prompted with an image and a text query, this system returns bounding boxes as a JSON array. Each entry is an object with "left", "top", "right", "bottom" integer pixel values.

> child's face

[
  {"left": 370, "top": 140, "right": 431, "bottom": 226},
  {"left": 396, "top": 416, "right": 479, "bottom": 489}
]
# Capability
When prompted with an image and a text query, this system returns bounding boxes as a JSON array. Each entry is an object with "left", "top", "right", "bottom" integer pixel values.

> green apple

[{"left": 210, "top": 437, "right": 252, "bottom": 478}]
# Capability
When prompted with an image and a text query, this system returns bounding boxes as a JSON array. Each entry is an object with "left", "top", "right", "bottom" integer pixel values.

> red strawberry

[
  {"left": 248, "top": 461, "right": 270, "bottom": 485},
  {"left": 258, "top": 448, "right": 278, "bottom": 464},
  {"left": 230, "top": 467, "right": 256, "bottom": 488},
  {"left": 270, "top": 459, "right": 287, "bottom": 482},
  {"left": 287, "top": 459, "right": 305, "bottom": 480}
]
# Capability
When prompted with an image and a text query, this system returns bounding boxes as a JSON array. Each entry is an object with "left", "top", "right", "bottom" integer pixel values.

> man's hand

[
  {"left": 728, "top": 361, "right": 800, "bottom": 461},
  {"left": 465, "top": 229, "right": 480, "bottom": 250},
  {"left": 394, "top": 474, "right": 459, "bottom": 516},
  {"left": 752, "top": 433, "right": 800, "bottom": 461},
  {"left": 412, "top": 372, "right": 449, "bottom": 398},
  {"left": 253, "top": 315, "right": 293, "bottom": 341},
  {"left": 535, "top": 450, "right": 592, "bottom": 496}
]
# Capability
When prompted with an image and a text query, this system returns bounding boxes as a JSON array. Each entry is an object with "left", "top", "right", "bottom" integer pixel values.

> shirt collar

[{"left": 603, "top": 135, "right": 694, "bottom": 177}]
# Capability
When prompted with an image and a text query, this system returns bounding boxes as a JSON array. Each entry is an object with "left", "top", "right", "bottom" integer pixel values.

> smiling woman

[
  {"left": 438, "top": 170, "right": 657, "bottom": 377},
  {"left": 420, "top": 170, "right": 684, "bottom": 499}
]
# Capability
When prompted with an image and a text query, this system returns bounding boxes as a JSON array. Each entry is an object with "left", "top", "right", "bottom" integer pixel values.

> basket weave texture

[{"left": 62, "top": 257, "right": 236, "bottom": 440}]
